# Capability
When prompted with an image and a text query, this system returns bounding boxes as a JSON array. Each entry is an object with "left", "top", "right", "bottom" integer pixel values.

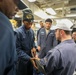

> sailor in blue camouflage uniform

[
  {"left": 15, "top": 8, "right": 36, "bottom": 75},
  {"left": 32, "top": 21, "right": 76, "bottom": 75}
]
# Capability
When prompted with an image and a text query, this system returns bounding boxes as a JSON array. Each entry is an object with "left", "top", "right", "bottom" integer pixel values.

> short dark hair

[
  {"left": 45, "top": 18, "right": 52, "bottom": 23},
  {"left": 64, "top": 30, "right": 71, "bottom": 35}
]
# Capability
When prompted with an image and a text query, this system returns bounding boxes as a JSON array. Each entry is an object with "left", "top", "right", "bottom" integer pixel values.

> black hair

[
  {"left": 23, "top": 19, "right": 30, "bottom": 22},
  {"left": 64, "top": 30, "right": 71, "bottom": 35},
  {"left": 23, "top": 19, "right": 33, "bottom": 23},
  {"left": 45, "top": 18, "right": 52, "bottom": 23}
]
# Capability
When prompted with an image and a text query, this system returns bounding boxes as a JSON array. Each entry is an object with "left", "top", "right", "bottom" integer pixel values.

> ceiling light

[
  {"left": 28, "top": 0, "right": 36, "bottom": 2},
  {"left": 34, "top": 10, "right": 48, "bottom": 19},
  {"left": 46, "top": 8, "right": 56, "bottom": 15},
  {"left": 66, "top": 14, "right": 76, "bottom": 17},
  {"left": 34, "top": 11, "right": 57, "bottom": 19}
]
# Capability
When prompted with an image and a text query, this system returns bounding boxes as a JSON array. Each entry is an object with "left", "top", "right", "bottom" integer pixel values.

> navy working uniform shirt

[
  {"left": 15, "top": 25, "right": 35, "bottom": 59},
  {"left": 40, "top": 39, "right": 76, "bottom": 75},
  {"left": 37, "top": 28, "right": 42, "bottom": 40},
  {"left": 15, "top": 25, "right": 35, "bottom": 75},
  {"left": 0, "top": 12, "right": 16, "bottom": 75},
  {"left": 37, "top": 28, "right": 58, "bottom": 58}
]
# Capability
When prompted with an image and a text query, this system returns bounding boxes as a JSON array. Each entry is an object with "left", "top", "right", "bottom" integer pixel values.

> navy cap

[
  {"left": 17, "top": 0, "right": 27, "bottom": 10},
  {"left": 22, "top": 8, "right": 34, "bottom": 22}
]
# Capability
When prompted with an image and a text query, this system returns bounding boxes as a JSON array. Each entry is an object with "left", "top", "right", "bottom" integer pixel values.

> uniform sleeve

[
  {"left": 37, "top": 30, "right": 41, "bottom": 46},
  {"left": 32, "top": 30, "right": 37, "bottom": 48},
  {"left": 15, "top": 31, "right": 31, "bottom": 60},
  {"left": 0, "top": 24, "right": 17, "bottom": 75},
  {"left": 7, "top": 37, "right": 17, "bottom": 75},
  {"left": 37, "top": 29, "right": 40, "bottom": 40},
  {"left": 33, "top": 41, "right": 36, "bottom": 48},
  {"left": 37, "top": 29, "right": 39, "bottom": 40},
  {"left": 40, "top": 49, "right": 60, "bottom": 74}
]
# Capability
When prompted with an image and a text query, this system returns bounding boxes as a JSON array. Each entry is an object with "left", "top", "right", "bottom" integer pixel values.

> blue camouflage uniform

[
  {"left": 37, "top": 28, "right": 58, "bottom": 58},
  {"left": 40, "top": 39, "right": 76, "bottom": 75},
  {"left": 0, "top": 12, "right": 16, "bottom": 75},
  {"left": 15, "top": 25, "right": 35, "bottom": 75}
]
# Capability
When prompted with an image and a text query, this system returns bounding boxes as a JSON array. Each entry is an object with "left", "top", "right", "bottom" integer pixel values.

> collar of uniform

[
  {"left": 61, "top": 39, "right": 74, "bottom": 44},
  {"left": 45, "top": 28, "right": 50, "bottom": 31}
]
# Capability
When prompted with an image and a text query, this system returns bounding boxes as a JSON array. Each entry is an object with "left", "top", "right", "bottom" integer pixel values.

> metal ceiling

[
  {"left": 16, "top": 0, "right": 76, "bottom": 22},
  {"left": 34, "top": 0, "right": 76, "bottom": 19}
]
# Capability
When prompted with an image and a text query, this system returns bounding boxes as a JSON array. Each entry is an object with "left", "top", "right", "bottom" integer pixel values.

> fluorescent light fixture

[
  {"left": 66, "top": 14, "right": 76, "bottom": 17},
  {"left": 34, "top": 10, "right": 48, "bottom": 19},
  {"left": 46, "top": 8, "right": 56, "bottom": 15},
  {"left": 34, "top": 10, "right": 57, "bottom": 19},
  {"left": 28, "top": 0, "right": 36, "bottom": 2}
]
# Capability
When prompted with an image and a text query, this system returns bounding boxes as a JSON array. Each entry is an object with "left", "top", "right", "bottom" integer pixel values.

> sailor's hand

[
  {"left": 31, "top": 48, "right": 36, "bottom": 57},
  {"left": 30, "top": 58, "right": 38, "bottom": 69}
]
